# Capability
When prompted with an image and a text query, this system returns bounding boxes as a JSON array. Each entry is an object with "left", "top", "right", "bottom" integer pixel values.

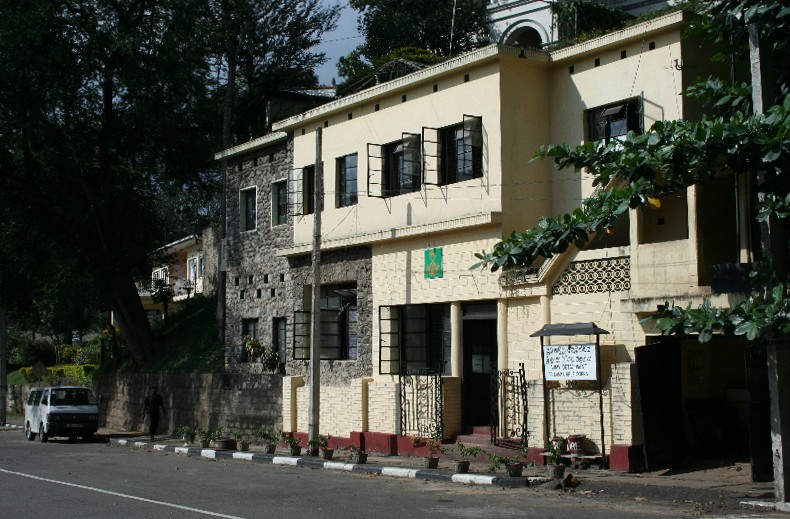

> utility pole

[
  {"left": 750, "top": 23, "right": 790, "bottom": 512},
  {"left": 308, "top": 127, "right": 323, "bottom": 454},
  {"left": 0, "top": 308, "right": 7, "bottom": 426}
]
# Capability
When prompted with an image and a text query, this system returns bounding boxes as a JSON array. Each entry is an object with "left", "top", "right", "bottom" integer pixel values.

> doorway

[{"left": 462, "top": 303, "right": 497, "bottom": 427}]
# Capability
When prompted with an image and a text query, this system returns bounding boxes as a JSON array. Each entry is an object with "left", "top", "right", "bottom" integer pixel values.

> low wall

[{"left": 8, "top": 372, "right": 283, "bottom": 441}]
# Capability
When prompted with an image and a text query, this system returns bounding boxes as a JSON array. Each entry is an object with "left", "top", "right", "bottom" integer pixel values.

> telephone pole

[{"left": 308, "top": 127, "right": 323, "bottom": 453}]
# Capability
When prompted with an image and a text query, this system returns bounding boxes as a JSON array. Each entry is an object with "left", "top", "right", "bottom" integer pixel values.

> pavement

[{"left": 2, "top": 421, "right": 786, "bottom": 516}]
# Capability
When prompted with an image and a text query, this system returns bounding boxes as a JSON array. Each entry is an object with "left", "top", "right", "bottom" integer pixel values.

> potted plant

[
  {"left": 198, "top": 427, "right": 218, "bottom": 448},
  {"left": 213, "top": 427, "right": 236, "bottom": 450},
  {"left": 488, "top": 450, "right": 526, "bottom": 477},
  {"left": 424, "top": 437, "right": 444, "bottom": 469},
  {"left": 282, "top": 432, "right": 302, "bottom": 456},
  {"left": 232, "top": 430, "right": 250, "bottom": 452},
  {"left": 258, "top": 429, "right": 279, "bottom": 454},
  {"left": 177, "top": 425, "right": 196, "bottom": 447},
  {"left": 453, "top": 442, "right": 483, "bottom": 474},
  {"left": 344, "top": 444, "right": 367, "bottom": 464},
  {"left": 319, "top": 434, "right": 333, "bottom": 460},
  {"left": 546, "top": 437, "right": 567, "bottom": 479}
]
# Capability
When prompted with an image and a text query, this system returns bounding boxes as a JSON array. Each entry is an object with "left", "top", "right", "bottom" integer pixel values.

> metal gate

[
  {"left": 490, "top": 363, "right": 528, "bottom": 446},
  {"left": 399, "top": 371, "right": 444, "bottom": 439}
]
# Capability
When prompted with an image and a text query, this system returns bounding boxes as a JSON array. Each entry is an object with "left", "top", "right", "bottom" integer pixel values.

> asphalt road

[{"left": 0, "top": 430, "right": 771, "bottom": 518}]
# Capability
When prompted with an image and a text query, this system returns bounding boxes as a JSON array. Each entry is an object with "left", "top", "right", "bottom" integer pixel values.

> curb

[{"left": 111, "top": 438, "right": 543, "bottom": 488}]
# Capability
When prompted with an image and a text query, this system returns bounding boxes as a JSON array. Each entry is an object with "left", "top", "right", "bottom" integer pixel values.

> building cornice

[
  {"left": 213, "top": 131, "right": 288, "bottom": 161},
  {"left": 271, "top": 45, "right": 545, "bottom": 132},
  {"left": 549, "top": 10, "right": 689, "bottom": 62},
  {"left": 275, "top": 212, "right": 503, "bottom": 257}
]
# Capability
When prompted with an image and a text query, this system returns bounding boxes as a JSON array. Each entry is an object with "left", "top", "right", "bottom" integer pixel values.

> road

[{"left": 0, "top": 430, "right": 771, "bottom": 518}]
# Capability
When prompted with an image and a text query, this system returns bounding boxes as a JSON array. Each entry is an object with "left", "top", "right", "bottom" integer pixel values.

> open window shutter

[
  {"left": 462, "top": 115, "right": 483, "bottom": 179},
  {"left": 367, "top": 143, "right": 384, "bottom": 198},
  {"left": 288, "top": 168, "right": 305, "bottom": 216},
  {"left": 401, "top": 132, "right": 421, "bottom": 190},
  {"left": 379, "top": 305, "right": 402, "bottom": 375},
  {"left": 422, "top": 126, "right": 440, "bottom": 185},
  {"left": 292, "top": 310, "right": 311, "bottom": 360}
]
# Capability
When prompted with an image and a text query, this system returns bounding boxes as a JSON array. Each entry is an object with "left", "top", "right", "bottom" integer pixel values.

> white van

[{"left": 24, "top": 386, "right": 100, "bottom": 442}]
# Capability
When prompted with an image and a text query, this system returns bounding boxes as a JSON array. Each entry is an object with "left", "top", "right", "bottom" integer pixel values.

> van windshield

[{"left": 50, "top": 388, "right": 96, "bottom": 406}]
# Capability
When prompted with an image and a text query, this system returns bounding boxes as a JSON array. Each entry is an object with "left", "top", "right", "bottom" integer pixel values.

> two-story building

[{"left": 223, "top": 10, "right": 762, "bottom": 472}]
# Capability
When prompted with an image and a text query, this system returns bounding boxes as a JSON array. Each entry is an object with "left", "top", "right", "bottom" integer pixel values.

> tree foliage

[
  {"left": 474, "top": 0, "right": 790, "bottom": 344},
  {"left": 0, "top": 0, "right": 339, "bottom": 366},
  {"left": 338, "top": 0, "right": 488, "bottom": 83}
]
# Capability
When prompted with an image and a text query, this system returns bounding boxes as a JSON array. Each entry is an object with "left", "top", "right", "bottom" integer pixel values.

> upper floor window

[
  {"left": 384, "top": 135, "right": 421, "bottom": 196},
  {"left": 423, "top": 115, "right": 483, "bottom": 186},
  {"left": 367, "top": 134, "right": 421, "bottom": 198},
  {"left": 240, "top": 187, "right": 257, "bottom": 231},
  {"left": 336, "top": 154, "right": 358, "bottom": 207},
  {"left": 588, "top": 98, "right": 642, "bottom": 145},
  {"left": 272, "top": 180, "right": 288, "bottom": 226},
  {"left": 440, "top": 117, "right": 482, "bottom": 184},
  {"left": 302, "top": 165, "right": 315, "bottom": 215}
]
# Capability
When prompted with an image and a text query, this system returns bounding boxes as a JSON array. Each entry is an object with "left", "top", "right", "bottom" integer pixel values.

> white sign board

[{"left": 543, "top": 343, "right": 597, "bottom": 381}]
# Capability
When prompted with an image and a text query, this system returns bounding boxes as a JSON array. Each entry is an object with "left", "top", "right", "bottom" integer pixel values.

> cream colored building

[{"left": 271, "top": 11, "right": 753, "bottom": 470}]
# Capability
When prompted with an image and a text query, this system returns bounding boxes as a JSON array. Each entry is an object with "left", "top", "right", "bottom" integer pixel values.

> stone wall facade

[
  {"left": 223, "top": 138, "right": 295, "bottom": 372},
  {"left": 286, "top": 246, "right": 373, "bottom": 385}
]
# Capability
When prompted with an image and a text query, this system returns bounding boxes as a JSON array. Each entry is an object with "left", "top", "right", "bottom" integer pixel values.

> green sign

[{"left": 424, "top": 248, "right": 443, "bottom": 279}]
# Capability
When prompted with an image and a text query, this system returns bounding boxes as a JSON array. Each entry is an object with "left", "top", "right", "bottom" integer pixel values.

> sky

[{"left": 312, "top": 1, "right": 362, "bottom": 85}]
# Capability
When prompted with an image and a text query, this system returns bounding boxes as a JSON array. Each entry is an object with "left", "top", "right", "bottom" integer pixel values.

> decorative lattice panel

[{"left": 552, "top": 257, "right": 630, "bottom": 295}]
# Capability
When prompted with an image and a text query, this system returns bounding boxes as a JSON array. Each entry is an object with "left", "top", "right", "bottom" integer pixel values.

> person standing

[{"left": 143, "top": 386, "right": 166, "bottom": 441}]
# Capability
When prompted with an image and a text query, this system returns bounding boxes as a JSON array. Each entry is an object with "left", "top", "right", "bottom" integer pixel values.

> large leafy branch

[
  {"left": 473, "top": 96, "right": 790, "bottom": 342},
  {"left": 474, "top": 98, "right": 790, "bottom": 272}
]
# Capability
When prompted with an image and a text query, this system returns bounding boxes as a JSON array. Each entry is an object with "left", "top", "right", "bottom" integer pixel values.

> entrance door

[
  {"left": 462, "top": 319, "right": 497, "bottom": 426},
  {"left": 636, "top": 338, "right": 684, "bottom": 471}
]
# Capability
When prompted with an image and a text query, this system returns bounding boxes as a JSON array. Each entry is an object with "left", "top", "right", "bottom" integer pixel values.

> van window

[
  {"left": 50, "top": 388, "right": 96, "bottom": 405},
  {"left": 26, "top": 390, "right": 42, "bottom": 406}
]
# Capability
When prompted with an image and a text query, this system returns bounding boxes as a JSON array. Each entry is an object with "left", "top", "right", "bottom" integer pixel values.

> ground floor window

[
  {"left": 293, "top": 283, "right": 358, "bottom": 360},
  {"left": 379, "top": 303, "right": 450, "bottom": 375}
]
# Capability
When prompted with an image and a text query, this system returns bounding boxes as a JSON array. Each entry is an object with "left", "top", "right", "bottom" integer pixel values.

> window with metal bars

[
  {"left": 587, "top": 97, "right": 642, "bottom": 145},
  {"left": 379, "top": 304, "right": 450, "bottom": 375},
  {"left": 292, "top": 284, "right": 358, "bottom": 361}
]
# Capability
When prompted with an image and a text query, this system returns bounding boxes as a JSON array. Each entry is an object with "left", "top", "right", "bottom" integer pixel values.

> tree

[
  {"left": 0, "top": 0, "right": 340, "bottom": 367},
  {"left": 0, "top": 0, "right": 218, "bottom": 366},
  {"left": 208, "top": 0, "right": 339, "bottom": 347},
  {"left": 338, "top": 0, "right": 489, "bottom": 84},
  {"left": 474, "top": 0, "right": 790, "bottom": 507}
]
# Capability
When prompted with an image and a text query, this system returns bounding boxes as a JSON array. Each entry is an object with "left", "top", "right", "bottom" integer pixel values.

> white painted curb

[{"left": 381, "top": 467, "right": 418, "bottom": 478}]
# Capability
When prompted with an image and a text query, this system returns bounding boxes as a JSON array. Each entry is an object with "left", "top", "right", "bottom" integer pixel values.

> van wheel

[
  {"left": 25, "top": 422, "right": 36, "bottom": 441},
  {"left": 68, "top": 435, "right": 76, "bottom": 442},
  {"left": 83, "top": 432, "right": 94, "bottom": 442},
  {"left": 39, "top": 423, "right": 48, "bottom": 443}
]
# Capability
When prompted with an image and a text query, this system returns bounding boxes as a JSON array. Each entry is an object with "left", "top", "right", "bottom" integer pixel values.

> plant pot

[
  {"left": 215, "top": 438, "right": 237, "bottom": 450},
  {"left": 200, "top": 439, "right": 210, "bottom": 448},
  {"left": 320, "top": 449, "right": 334, "bottom": 460},
  {"left": 547, "top": 463, "right": 566, "bottom": 479},
  {"left": 182, "top": 435, "right": 194, "bottom": 447},
  {"left": 567, "top": 435, "right": 586, "bottom": 455},
  {"left": 289, "top": 445, "right": 302, "bottom": 456},
  {"left": 454, "top": 460, "right": 470, "bottom": 474},
  {"left": 505, "top": 462, "right": 523, "bottom": 477},
  {"left": 350, "top": 452, "right": 367, "bottom": 464},
  {"left": 424, "top": 457, "right": 440, "bottom": 469},
  {"left": 237, "top": 441, "right": 250, "bottom": 452},
  {"left": 264, "top": 443, "right": 277, "bottom": 454}
]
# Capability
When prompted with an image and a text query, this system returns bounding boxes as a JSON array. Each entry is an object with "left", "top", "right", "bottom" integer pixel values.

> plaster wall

[{"left": 289, "top": 61, "right": 505, "bottom": 246}]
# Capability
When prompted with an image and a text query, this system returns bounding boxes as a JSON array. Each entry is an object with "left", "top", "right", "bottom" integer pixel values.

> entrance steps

[{"left": 450, "top": 426, "right": 532, "bottom": 460}]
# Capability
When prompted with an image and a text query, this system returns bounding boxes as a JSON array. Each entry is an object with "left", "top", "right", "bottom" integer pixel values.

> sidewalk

[
  {"left": 3, "top": 422, "right": 781, "bottom": 514},
  {"left": 98, "top": 427, "right": 779, "bottom": 512}
]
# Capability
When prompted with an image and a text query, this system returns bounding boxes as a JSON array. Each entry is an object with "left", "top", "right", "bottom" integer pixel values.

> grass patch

[{"left": 143, "top": 295, "right": 224, "bottom": 373}]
